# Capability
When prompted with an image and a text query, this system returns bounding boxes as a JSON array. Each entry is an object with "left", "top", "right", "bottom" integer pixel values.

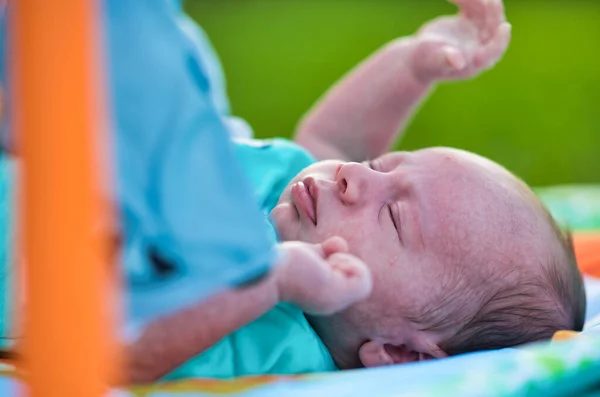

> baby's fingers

[
  {"left": 327, "top": 253, "right": 373, "bottom": 305},
  {"left": 452, "top": 0, "right": 487, "bottom": 22},
  {"left": 474, "top": 22, "right": 511, "bottom": 70},
  {"left": 486, "top": 0, "right": 507, "bottom": 40},
  {"left": 491, "top": 0, "right": 507, "bottom": 26},
  {"left": 321, "top": 236, "right": 349, "bottom": 257},
  {"left": 452, "top": 0, "right": 507, "bottom": 42}
]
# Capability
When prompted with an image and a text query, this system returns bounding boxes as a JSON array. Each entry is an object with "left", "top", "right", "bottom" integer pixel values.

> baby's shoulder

[
  {"left": 233, "top": 137, "right": 313, "bottom": 162},
  {"left": 232, "top": 138, "right": 316, "bottom": 211}
]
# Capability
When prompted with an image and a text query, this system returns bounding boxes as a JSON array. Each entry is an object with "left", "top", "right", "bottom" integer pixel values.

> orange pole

[{"left": 11, "top": 1, "right": 112, "bottom": 396}]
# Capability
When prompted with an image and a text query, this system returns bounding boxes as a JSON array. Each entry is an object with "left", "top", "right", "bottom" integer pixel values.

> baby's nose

[{"left": 336, "top": 162, "right": 376, "bottom": 205}]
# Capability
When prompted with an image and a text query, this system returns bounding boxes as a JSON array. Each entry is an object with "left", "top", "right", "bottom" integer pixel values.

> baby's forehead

[
  {"left": 415, "top": 147, "right": 508, "bottom": 174},
  {"left": 377, "top": 148, "right": 510, "bottom": 180},
  {"left": 378, "top": 147, "right": 540, "bottom": 253},
  {"left": 411, "top": 151, "right": 540, "bottom": 264}
]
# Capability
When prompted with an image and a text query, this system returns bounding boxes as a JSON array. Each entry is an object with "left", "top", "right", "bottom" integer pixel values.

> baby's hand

[
  {"left": 410, "top": 0, "right": 511, "bottom": 83},
  {"left": 276, "top": 237, "right": 373, "bottom": 315}
]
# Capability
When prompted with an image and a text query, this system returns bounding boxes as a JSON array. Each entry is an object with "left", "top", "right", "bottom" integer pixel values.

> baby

[
  {"left": 1, "top": 0, "right": 579, "bottom": 382},
  {"left": 269, "top": 0, "right": 586, "bottom": 368},
  {"left": 127, "top": 0, "right": 587, "bottom": 381}
]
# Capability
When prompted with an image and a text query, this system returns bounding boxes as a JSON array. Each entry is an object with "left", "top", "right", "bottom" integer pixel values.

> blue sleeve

[
  {"left": 0, "top": 0, "right": 273, "bottom": 329},
  {"left": 104, "top": 0, "right": 276, "bottom": 323},
  {"left": 177, "top": 14, "right": 230, "bottom": 116}
]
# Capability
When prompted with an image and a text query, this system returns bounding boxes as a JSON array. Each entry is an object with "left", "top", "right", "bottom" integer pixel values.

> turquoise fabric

[
  {"left": 165, "top": 138, "right": 338, "bottom": 380},
  {"left": 164, "top": 302, "right": 336, "bottom": 380},
  {"left": 232, "top": 138, "right": 315, "bottom": 219},
  {"left": 0, "top": 152, "right": 14, "bottom": 349}
]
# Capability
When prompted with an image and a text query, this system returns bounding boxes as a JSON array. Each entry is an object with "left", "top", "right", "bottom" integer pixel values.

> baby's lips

[{"left": 291, "top": 181, "right": 317, "bottom": 225}]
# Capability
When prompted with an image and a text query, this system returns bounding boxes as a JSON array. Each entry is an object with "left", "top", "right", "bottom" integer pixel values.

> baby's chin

[
  {"left": 269, "top": 177, "right": 308, "bottom": 242},
  {"left": 270, "top": 200, "right": 326, "bottom": 244},
  {"left": 270, "top": 201, "right": 299, "bottom": 242}
]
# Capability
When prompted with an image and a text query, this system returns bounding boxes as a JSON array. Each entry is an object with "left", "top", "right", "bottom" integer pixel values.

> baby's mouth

[
  {"left": 305, "top": 177, "right": 319, "bottom": 225},
  {"left": 291, "top": 180, "right": 317, "bottom": 225}
]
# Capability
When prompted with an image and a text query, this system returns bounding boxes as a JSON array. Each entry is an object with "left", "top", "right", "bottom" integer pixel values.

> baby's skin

[
  {"left": 129, "top": 0, "right": 513, "bottom": 382},
  {"left": 272, "top": 147, "right": 549, "bottom": 367}
]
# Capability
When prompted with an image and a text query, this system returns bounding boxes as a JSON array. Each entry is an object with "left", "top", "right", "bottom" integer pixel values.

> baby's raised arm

[{"left": 296, "top": 0, "right": 511, "bottom": 161}]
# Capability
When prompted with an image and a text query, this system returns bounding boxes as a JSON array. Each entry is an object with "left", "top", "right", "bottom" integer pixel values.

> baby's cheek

[
  {"left": 346, "top": 228, "right": 399, "bottom": 269},
  {"left": 270, "top": 203, "right": 299, "bottom": 241},
  {"left": 329, "top": 224, "right": 371, "bottom": 252}
]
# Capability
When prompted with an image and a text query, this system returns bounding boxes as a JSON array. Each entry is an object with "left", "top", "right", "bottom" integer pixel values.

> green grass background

[{"left": 186, "top": 0, "right": 600, "bottom": 186}]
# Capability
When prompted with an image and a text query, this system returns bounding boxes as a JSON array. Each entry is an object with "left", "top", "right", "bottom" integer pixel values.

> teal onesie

[{"left": 165, "top": 138, "right": 336, "bottom": 379}]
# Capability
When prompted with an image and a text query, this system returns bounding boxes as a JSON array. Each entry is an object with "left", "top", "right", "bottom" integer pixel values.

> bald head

[
  {"left": 284, "top": 147, "right": 585, "bottom": 368},
  {"left": 420, "top": 151, "right": 586, "bottom": 354}
]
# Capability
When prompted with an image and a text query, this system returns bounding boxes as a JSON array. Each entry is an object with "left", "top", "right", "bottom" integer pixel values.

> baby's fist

[
  {"left": 276, "top": 237, "right": 373, "bottom": 315},
  {"left": 410, "top": 0, "right": 511, "bottom": 83}
]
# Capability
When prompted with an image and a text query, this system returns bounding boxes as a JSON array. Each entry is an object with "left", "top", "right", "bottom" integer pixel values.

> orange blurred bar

[
  {"left": 574, "top": 232, "right": 600, "bottom": 279},
  {"left": 11, "top": 1, "right": 111, "bottom": 396}
]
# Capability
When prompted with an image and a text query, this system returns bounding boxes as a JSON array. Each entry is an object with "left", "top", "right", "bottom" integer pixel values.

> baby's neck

[{"left": 306, "top": 314, "right": 363, "bottom": 370}]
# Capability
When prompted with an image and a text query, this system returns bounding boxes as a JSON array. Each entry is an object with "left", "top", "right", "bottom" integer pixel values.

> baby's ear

[{"left": 358, "top": 341, "right": 436, "bottom": 367}]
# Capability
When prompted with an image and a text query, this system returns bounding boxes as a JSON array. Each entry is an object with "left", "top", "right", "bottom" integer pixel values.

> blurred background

[{"left": 186, "top": 0, "right": 600, "bottom": 186}]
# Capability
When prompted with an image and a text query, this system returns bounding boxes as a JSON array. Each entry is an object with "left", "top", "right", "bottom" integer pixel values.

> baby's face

[{"left": 272, "top": 147, "right": 527, "bottom": 336}]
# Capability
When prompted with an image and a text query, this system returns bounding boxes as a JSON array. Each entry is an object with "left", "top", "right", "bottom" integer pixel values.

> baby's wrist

[
  {"left": 273, "top": 244, "right": 292, "bottom": 304},
  {"left": 384, "top": 37, "right": 436, "bottom": 89},
  {"left": 272, "top": 242, "right": 318, "bottom": 307}
]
